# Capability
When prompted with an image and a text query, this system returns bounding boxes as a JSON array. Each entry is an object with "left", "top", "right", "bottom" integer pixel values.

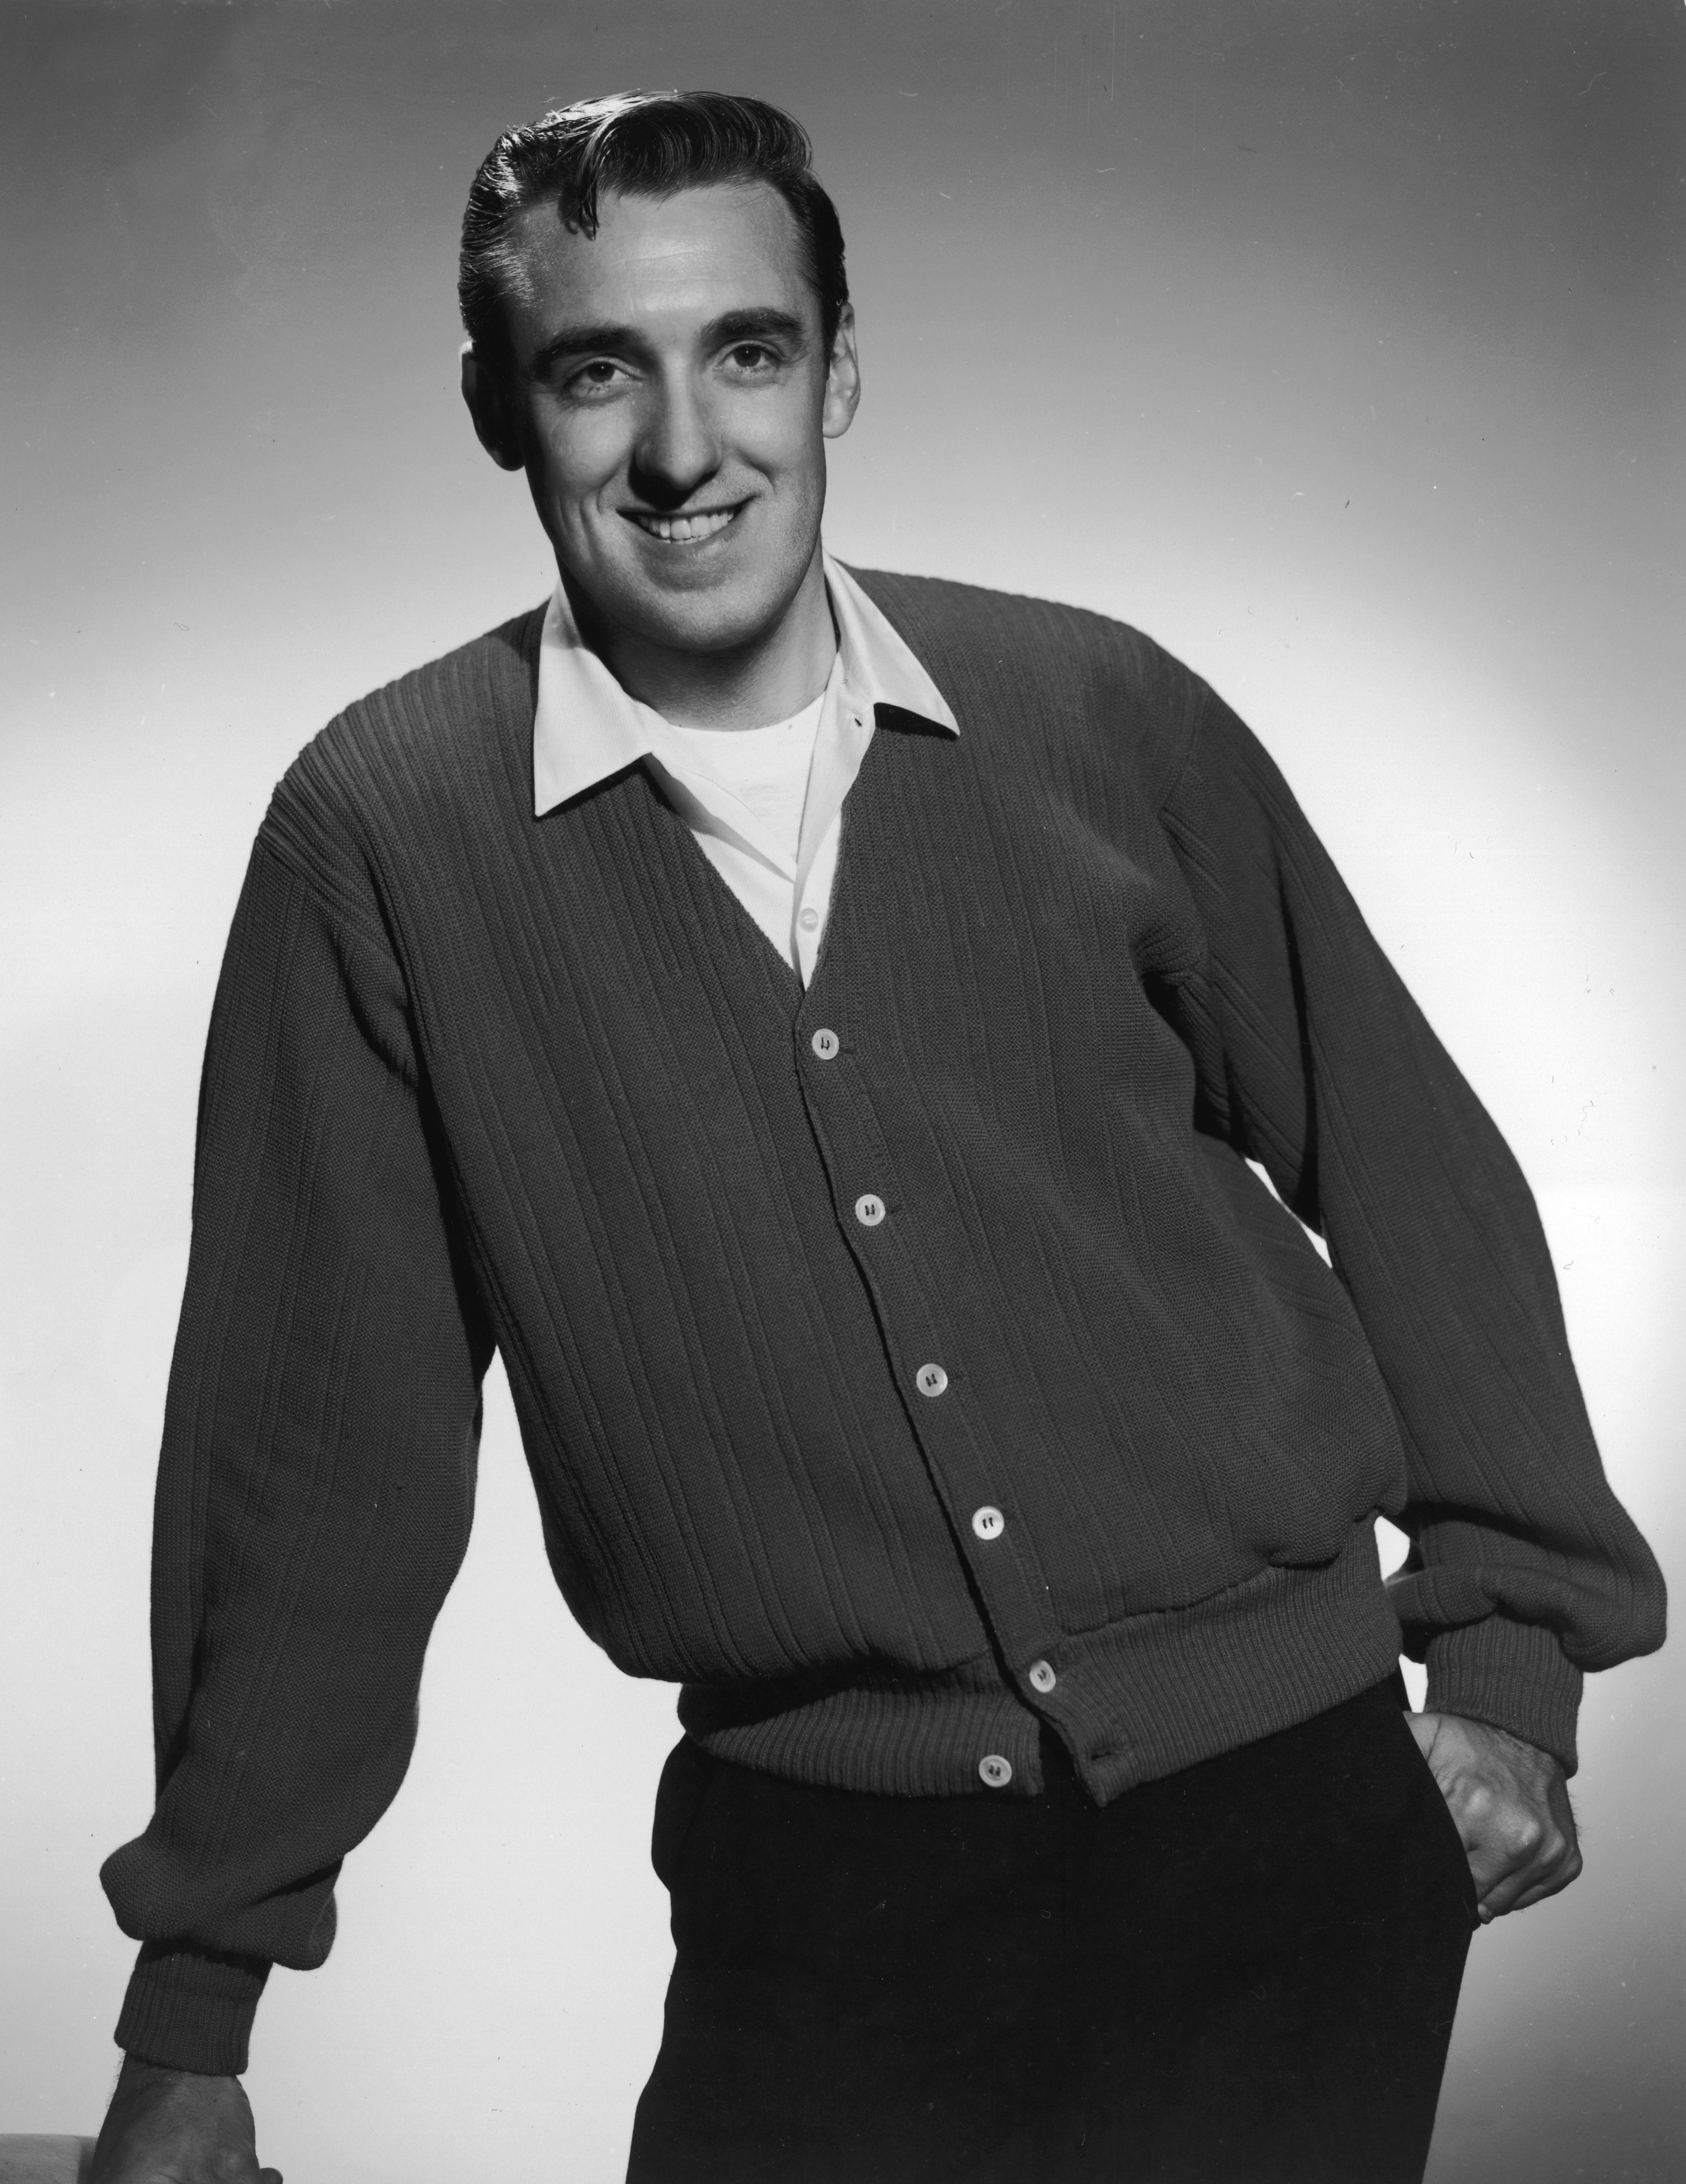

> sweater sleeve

[
  {"left": 1155, "top": 678, "right": 1665, "bottom": 1772},
  {"left": 99, "top": 810, "right": 492, "bottom": 2075}
]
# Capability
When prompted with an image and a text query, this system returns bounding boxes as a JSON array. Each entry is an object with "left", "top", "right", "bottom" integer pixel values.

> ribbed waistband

[{"left": 681, "top": 1522, "right": 1405, "bottom": 1805}]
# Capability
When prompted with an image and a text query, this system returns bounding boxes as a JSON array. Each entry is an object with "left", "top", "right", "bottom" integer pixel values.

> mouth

[{"left": 623, "top": 505, "right": 743, "bottom": 545}]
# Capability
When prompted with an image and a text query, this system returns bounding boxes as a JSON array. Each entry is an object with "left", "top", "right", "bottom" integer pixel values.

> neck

[{"left": 564, "top": 549, "right": 836, "bottom": 732}]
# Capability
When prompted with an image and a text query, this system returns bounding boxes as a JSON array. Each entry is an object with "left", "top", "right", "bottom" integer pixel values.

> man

[{"left": 92, "top": 92, "right": 1663, "bottom": 2183}]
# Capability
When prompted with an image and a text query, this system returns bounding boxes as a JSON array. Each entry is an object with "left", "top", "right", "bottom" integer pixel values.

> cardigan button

[
  {"left": 1027, "top": 1660, "right": 1057, "bottom": 1694},
  {"left": 915, "top": 1362, "right": 948, "bottom": 1398},
  {"left": 811, "top": 1027, "right": 840, "bottom": 1059},
  {"left": 854, "top": 1193, "right": 886, "bottom": 1227},
  {"left": 979, "top": 1754, "right": 1013, "bottom": 1789},
  {"left": 971, "top": 1505, "right": 1005, "bottom": 1541}
]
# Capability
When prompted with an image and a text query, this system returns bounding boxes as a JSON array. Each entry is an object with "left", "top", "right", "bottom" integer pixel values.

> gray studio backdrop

[{"left": 2, "top": 3, "right": 1681, "bottom": 2179}]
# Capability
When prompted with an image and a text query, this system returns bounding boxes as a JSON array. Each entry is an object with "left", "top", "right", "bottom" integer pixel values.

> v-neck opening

[{"left": 637, "top": 763, "right": 809, "bottom": 1003}]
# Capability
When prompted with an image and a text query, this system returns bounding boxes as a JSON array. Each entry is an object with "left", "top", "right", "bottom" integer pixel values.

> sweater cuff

[
  {"left": 1423, "top": 1615, "right": 1582, "bottom": 1774},
  {"left": 115, "top": 1943, "right": 270, "bottom": 2075}
]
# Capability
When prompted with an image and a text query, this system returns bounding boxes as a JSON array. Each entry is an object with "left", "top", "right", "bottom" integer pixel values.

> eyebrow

[{"left": 526, "top": 306, "right": 811, "bottom": 381}]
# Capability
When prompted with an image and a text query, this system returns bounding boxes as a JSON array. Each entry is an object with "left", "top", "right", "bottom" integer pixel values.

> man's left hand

[{"left": 1407, "top": 1710, "right": 1582, "bottom": 1921}]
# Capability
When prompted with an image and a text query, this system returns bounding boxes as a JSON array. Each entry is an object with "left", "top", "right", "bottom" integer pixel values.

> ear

[
  {"left": 821, "top": 304, "right": 861, "bottom": 441},
  {"left": 460, "top": 342, "right": 526, "bottom": 472}
]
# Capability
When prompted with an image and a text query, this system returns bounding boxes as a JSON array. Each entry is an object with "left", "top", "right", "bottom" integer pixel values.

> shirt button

[
  {"left": 799, "top": 907, "right": 820, "bottom": 931},
  {"left": 915, "top": 1362, "right": 948, "bottom": 1398},
  {"left": 979, "top": 1754, "right": 1013, "bottom": 1789},
  {"left": 1027, "top": 1660, "right": 1057, "bottom": 1694},
  {"left": 971, "top": 1505, "right": 1005, "bottom": 1541},
  {"left": 854, "top": 1192, "right": 886, "bottom": 1227},
  {"left": 811, "top": 1027, "right": 840, "bottom": 1059}
]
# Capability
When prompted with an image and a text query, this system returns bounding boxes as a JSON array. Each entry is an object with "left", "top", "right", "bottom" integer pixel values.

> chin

[
  {"left": 641, "top": 592, "right": 780, "bottom": 655},
  {"left": 623, "top": 562, "right": 805, "bottom": 655}
]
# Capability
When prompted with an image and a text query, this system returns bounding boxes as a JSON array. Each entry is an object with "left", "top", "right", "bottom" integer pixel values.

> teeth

[{"left": 632, "top": 509, "right": 736, "bottom": 542}]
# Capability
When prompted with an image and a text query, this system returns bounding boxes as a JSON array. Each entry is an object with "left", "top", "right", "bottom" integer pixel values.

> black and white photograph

[{"left": 1, "top": 4, "right": 1680, "bottom": 2180}]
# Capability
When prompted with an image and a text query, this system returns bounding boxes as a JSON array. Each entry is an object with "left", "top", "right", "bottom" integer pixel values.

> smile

[{"left": 624, "top": 507, "right": 741, "bottom": 545}]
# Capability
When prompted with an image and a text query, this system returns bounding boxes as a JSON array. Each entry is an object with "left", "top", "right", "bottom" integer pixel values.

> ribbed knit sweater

[{"left": 102, "top": 572, "right": 1664, "bottom": 2075}]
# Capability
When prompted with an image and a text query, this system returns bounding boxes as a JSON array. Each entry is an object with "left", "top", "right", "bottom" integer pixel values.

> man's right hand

[{"left": 89, "top": 2055, "right": 282, "bottom": 2184}]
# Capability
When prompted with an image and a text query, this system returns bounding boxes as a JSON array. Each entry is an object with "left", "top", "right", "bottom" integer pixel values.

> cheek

[
  {"left": 532, "top": 415, "right": 628, "bottom": 519},
  {"left": 743, "top": 401, "right": 826, "bottom": 500}
]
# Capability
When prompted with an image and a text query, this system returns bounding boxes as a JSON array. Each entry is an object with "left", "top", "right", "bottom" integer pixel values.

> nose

[{"left": 629, "top": 372, "right": 723, "bottom": 508}]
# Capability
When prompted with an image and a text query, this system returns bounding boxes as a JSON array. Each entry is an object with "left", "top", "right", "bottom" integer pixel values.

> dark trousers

[{"left": 627, "top": 1680, "right": 1476, "bottom": 2183}]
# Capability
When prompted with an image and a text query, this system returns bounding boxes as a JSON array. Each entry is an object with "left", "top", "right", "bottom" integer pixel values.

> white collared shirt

[{"left": 532, "top": 554, "right": 959, "bottom": 984}]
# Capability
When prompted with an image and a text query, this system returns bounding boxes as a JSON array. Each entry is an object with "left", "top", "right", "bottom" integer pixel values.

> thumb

[
  {"left": 1404, "top": 1709, "right": 1441, "bottom": 1763},
  {"left": 259, "top": 2170, "right": 284, "bottom": 2183}
]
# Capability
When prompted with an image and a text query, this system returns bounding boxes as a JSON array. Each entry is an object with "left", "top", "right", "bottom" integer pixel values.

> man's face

[{"left": 471, "top": 181, "right": 858, "bottom": 658}]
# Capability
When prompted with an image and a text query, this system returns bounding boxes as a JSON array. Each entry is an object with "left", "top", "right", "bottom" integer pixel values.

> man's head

[{"left": 458, "top": 92, "right": 858, "bottom": 668}]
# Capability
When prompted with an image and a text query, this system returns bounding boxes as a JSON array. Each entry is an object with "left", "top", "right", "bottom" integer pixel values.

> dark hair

[{"left": 459, "top": 91, "right": 848, "bottom": 370}]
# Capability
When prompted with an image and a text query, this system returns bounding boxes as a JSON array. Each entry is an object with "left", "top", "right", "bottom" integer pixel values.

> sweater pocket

[{"left": 1188, "top": 1137, "right": 1409, "bottom": 1569}]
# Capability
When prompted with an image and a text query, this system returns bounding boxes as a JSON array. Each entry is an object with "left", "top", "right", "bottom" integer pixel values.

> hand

[
  {"left": 1406, "top": 1709, "right": 1582, "bottom": 1922},
  {"left": 89, "top": 2055, "right": 282, "bottom": 2184}
]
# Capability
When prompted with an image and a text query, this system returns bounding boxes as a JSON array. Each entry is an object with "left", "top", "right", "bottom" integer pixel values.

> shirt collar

[{"left": 533, "top": 551, "right": 958, "bottom": 818}]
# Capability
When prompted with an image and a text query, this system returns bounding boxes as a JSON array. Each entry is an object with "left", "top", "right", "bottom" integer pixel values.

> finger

[
  {"left": 1481, "top": 1852, "right": 1582, "bottom": 1917},
  {"left": 1456, "top": 1788, "right": 1573, "bottom": 1903},
  {"left": 1501, "top": 1873, "right": 1578, "bottom": 1916},
  {"left": 1477, "top": 1839, "right": 1582, "bottom": 1919},
  {"left": 1465, "top": 1829, "right": 1552, "bottom": 1912},
  {"left": 1477, "top": 1855, "right": 1557, "bottom": 1917},
  {"left": 1462, "top": 1830, "right": 1538, "bottom": 1907}
]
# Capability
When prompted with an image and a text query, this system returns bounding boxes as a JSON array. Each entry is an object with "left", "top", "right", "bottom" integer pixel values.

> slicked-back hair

[{"left": 459, "top": 91, "right": 849, "bottom": 372}]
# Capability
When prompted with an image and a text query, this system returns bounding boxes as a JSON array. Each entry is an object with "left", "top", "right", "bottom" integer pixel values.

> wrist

[
  {"left": 1422, "top": 1616, "right": 1581, "bottom": 1773},
  {"left": 118, "top": 2053, "right": 241, "bottom": 2086},
  {"left": 115, "top": 1943, "right": 269, "bottom": 2076}
]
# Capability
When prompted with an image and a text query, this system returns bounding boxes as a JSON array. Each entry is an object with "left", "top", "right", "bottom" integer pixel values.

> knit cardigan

[{"left": 101, "top": 571, "right": 1664, "bottom": 2075}]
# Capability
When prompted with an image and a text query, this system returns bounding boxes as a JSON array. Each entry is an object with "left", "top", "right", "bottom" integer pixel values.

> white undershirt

[
  {"left": 661, "top": 691, "right": 826, "bottom": 874},
  {"left": 641, "top": 656, "right": 847, "bottom": 980}
]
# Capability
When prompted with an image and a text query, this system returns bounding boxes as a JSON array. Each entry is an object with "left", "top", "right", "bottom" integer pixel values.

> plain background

[{"left": 1, "top": 1, "right": 1681, "bottom": 2178}]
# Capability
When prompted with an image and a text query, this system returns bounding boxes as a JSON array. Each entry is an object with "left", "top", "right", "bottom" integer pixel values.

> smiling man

[
  {"left": 92, "top": 93, "right": 1663, "bottom": 2184},
  {"left": 473, "top": 168, "right": 854, "bottom": 724}
]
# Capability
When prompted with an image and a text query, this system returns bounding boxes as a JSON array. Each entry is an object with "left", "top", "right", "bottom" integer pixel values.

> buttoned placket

[{"left": 796, "top": 860, "right": 1069, "bottom": 1794}]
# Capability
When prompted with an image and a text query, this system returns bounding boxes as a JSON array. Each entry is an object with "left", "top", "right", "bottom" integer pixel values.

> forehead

[{"left": 504, "top": 180, "right": 813, "bottom": 345}]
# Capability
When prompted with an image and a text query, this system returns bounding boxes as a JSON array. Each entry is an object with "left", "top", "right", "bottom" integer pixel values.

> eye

[
  {"left": 567, "top": 358, "right": 631, "bottom": 397},
  {"left": 726, "top": 342, "right": 779, "bottom": 372}
]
